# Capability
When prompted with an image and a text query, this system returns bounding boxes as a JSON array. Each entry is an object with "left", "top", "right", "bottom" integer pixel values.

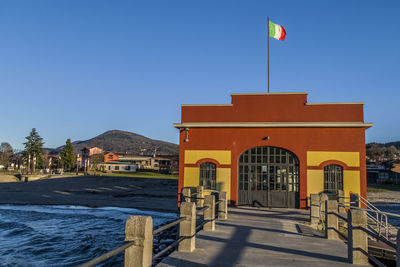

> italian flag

[{"left": 269, "top": 21, "right": 286, "bottom": 41}]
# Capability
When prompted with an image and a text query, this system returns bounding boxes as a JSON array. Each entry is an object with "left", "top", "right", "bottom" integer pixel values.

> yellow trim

[
  {"left": 183, "top": 167, "right": 231, "bottom": 200},
  {"left": 307, "top": 151, "right": 360, "bottom": 167},
  {"left": 231, "top": 92, "right": 308, "bottom": 96},
  {"left": 306, "top": 169, "right": 360, "bottom": 199},
  {"left": 216, "top": 168, "right": 231, "bottom": 200},
  {"left": 183, "top": 167, "right": 200, "bottom": 188},
  {"left": 174, "top": 122, "right": 373, "bottom": 129},
  {"left": 307, "top": 169, "right": 324, "bottom": 196},
  {"left": 343, "top": 170, "right": 361, "bottom": 199},
  {"left": 184, "top": 150, "right": 231, "bottom": 165}
]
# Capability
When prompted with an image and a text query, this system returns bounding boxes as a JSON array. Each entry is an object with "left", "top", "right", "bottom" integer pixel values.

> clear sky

[{"left": 0, "top": 0, "right": 399, "bottom": 149}]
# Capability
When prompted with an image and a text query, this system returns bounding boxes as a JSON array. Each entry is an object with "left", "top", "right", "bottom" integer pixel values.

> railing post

[
  {"left": 348, "top": 209, "right": 368, "bottom": 265},
  {"left": 350, "top": 193, "right": 359, "bottom": 208},
  {"left": 320, "top": 193, "right": 329, "bottom": 227},
  {"left": 325, "top": 200, "right": 339, "bottom": 240},
  {"left": 124, "top": 216, "right": 153, "bottom": 267},
  {"left": 182, "top": 188, "right": 191, "bottom": 202},
  {"left": 396, "top": 230, "right": 400, "bottom": 267},
  {"left": 310, "top": 194, "right": 320, "bottom": 225},
  {"left": 178, "top": 202, "right": 196, "bottom": 252},
  {"left": 204, "top": 194, "right": 215, "bottom": 231},
  {"left": 218, "top": 191, "right": 228, "bottom": 220},
  {"left": 338, "top": 190, "right": 345, "bottom": 214},
  {"left": 196, "top": 186, "right": 204, "bottom": 207}
]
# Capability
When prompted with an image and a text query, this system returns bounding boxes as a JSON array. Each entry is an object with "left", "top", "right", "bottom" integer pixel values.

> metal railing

[
  {"left": 311, "top": 192, "right": 400, "bottom": 265},
  {"left": 80, "top": 186, "right": 228, "bottom": 267}
]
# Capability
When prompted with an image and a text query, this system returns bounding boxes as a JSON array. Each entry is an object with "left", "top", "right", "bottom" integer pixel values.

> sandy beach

[{"left": 0, "top": 175, "right": 178, "bottom": 212}]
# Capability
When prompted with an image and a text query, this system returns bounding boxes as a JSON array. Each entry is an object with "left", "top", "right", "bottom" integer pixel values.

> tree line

[{"left": 0, "top": 128, "right": 77, "bottom": 173}]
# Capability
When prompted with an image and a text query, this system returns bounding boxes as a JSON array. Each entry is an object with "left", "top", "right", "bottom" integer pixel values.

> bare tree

[{"left": 0, "top": 142, "right": 13, "bottom": 169}]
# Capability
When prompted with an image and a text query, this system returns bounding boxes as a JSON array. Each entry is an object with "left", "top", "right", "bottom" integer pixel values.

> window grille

[
  {"left": 199, "top": 162, "right": 216, "bottom": 190},
  {"left": 324, "top": 164, "right": 343, "bottom": 193}
]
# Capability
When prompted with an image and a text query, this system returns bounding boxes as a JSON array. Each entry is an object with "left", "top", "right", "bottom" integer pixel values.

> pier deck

[{"left": 157, "top": 207, "right": 367, "bottom": 267}]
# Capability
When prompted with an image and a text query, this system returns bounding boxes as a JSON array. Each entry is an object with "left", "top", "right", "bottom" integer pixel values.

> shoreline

[{"left": 0, "top": 175, "right": 179, "bottom": 213}]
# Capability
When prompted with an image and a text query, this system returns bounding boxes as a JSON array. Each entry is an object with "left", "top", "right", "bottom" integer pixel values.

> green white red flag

[{"left": 269, "top": 21, "right": 286, "bottom": 41}]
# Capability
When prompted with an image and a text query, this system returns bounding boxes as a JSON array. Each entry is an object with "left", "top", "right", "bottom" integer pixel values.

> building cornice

[{"left": 173, "top": 122, "right": 373, "bottom": 129}]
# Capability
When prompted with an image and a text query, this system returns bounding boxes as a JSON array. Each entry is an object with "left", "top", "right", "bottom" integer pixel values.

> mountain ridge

[{"left": 49, "top": 130, "right": 179, "bottom": 155}]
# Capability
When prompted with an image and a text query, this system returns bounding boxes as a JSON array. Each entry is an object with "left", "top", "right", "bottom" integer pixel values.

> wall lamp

[{"left": 184, "top": 128, "right": 189, "bottom": 142}]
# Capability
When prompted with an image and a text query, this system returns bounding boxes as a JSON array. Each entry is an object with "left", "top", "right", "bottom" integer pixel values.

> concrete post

[
  {"left": 320, "top": 193, "right": 329, "bottom": 228},
  {"left": 350, "top": 193, "right": 359, "bottom": 208},
  {"left": 218, "top": 191, "right": 228, "bottom": 220},
  {"left": 178, "top": 202, "right": 196, "bottom": 252},
  {"left": 196, "top": 186, "right": 204, "bottom": 207},
  {"left": 124, "top": 216, "right": 153, "bottom": 267},
  {"left": 325, "top": 200, "right": 339, "bottom": 240},
  {"left": 182, "top": 188, "right": 191, "bottom": 203},
  {"left": 396, "top": 230, "right": 400, "bottom": 267},
  {"left": 204, "top": 194, "right": 215, "bottom": 231},
  {"left": 310, "top": 194, "right": 320, "bottom": 225},
  {"left": 348, "top": 209, "right": 368, "bottom": 265},
  {"left": 338, "top": 190, "right": 345, "bottom": 214}
]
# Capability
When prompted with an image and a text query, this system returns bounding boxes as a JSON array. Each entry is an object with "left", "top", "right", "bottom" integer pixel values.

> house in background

[
  {"left": 81, "top": 147, "right": 103, "bottom": 169},
  {"left": 103, "top": 162, "right": 137, "bottom": 173}
]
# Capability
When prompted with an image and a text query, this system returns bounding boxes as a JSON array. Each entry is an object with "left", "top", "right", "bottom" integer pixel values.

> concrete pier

[{"left": 157, "top": 207, "right": 364, "bottom": 266}]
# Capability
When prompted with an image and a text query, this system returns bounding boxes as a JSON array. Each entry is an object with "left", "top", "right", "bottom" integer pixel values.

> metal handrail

[
  {"left": 153, "top": 217, "right": 185, "bottom": 235},
  {"left": 80, "top": 241, "right": 134, "bottom": 267}
]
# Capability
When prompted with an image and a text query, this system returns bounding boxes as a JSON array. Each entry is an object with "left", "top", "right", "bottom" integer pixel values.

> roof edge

[
  {"left": 231, "top": 92, "right": 308, "bottom": 96},
  {"left": 174, "top": 122, "right": 373, "bottom": 129}
]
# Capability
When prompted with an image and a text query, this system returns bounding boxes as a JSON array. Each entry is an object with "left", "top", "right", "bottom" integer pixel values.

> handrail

[
  {"left": 80, "top": 189, "right": 226, "bottom": 267},
  {"left": 350, "top": 206, "right": 400, "bottom": 220},
  {"left": 80, "top": 241, "right": 134, "bottom": 267},
  {"left": 153, "top": 217, "right": 185, "bottom": 235}
]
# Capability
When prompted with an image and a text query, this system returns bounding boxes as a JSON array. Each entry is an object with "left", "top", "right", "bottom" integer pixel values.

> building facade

[{"left": 174, "top": 93, "right": 372, "bottom": 209}]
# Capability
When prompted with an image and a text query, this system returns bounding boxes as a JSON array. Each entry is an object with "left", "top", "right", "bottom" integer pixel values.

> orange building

[{"left": 174, "top": 92, "right": 372, "bottom": 209}]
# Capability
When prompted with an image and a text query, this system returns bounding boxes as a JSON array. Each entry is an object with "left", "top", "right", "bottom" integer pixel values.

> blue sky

[{"left": 0, "top": 0, "right": 399, "bottom": 149}]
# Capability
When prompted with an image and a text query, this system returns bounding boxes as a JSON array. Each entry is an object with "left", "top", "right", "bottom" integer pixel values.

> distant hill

[
  {"left": 49, "top": 130, "right": 179, "bottom": 155},
  {"left": 385, "top": 141, "right": 400, "bottom": 150}
]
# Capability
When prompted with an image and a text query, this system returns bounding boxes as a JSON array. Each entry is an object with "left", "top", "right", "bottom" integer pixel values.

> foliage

[
  {"left": 60, "top": 139, "right": 75, "bottom": 170},
  {"left": 366, "top": 143, "right": 400, "bottom": 161},
  {"left": 23, "top": 128, "right": 44, "bottom": 170},
  {"left": 0, "top": 142, "right": 13, "bottom": 168},
  {"left": 89, "top": 153, "right": 104, "bottom": 175}
]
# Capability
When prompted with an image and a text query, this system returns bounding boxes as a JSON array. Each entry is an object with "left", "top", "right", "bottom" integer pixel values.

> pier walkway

[{"left": 157, "top": 207, "right": 365, "bottom": 267}]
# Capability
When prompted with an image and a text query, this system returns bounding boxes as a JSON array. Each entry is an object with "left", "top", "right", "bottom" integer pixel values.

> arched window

[
  {"left": 324, "top": 164, "right": 343, "bottom": 193},
  {"left": 199, "top": 162, "right": 216, "bottom": 190}
]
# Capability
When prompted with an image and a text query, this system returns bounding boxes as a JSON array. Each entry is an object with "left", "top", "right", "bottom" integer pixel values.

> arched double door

[{"left": 238, "top": 146, "right": 300, "bottom": 208}]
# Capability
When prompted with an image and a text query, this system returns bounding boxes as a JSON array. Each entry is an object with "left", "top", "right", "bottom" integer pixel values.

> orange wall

[
  {"left": 182, "top": 94, "right": 364, "bottom": 123},
  {"left": 178, "top": 127, "right": 366, "bottom": 209}
]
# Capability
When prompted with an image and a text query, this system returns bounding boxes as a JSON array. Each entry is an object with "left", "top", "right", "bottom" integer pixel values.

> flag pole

[{"left": 267, "top": 16, "right": 270, "bottom": 93}]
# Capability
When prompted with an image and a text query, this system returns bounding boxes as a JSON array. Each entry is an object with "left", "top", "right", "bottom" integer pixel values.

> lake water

[
  {"left": 0, "top": 205, "right": 177, "bottom": 267},
  {"left": 374, "top": 203, "right": 400, "bottom": 227}
]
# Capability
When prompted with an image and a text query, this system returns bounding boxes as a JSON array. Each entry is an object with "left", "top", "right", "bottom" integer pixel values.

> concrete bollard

[
  {"left": 310, "top": 194, "right": 320, "bottom": 225},
  {"left": 348, "top": 209, "right": 368, "bottom": 265},
  {"left": 218, "top": 191, "right": 228, "bottom": 220},
  {"left": 124, "top": 216, "right": 153, "bottom": 267},
  {"left": 204, "top": 194, "right": 215, "bottom": 231},
  {"left": 182, "top": 188, "right": 191, "bottom": 203},
  {"left": 196, "top": 186, "right": 204, "bottom": 207},
  {"left": 337, "top": 190, "right": 345, "bottom": 214},
  {"left": 178, "top": 202, "right": 196, "bottom": 252},
  {"left": 350, "top": 193, "right": 359, "bottom": 208},
  {"left": 325, "top": 200, "right": 339, "bottom": 240},
  {"left": 320, "top": 193, "right": 329, "bottom": 227}
]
